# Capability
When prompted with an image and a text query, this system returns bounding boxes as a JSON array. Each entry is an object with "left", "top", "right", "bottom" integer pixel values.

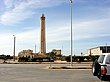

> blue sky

[{"left": 0, "top": 0, "right": 110, "bottom": 56}]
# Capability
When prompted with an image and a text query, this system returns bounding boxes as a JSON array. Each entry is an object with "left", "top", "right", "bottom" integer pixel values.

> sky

[{"left": 0, "top": 0, "right": 110, "bottom": 56}]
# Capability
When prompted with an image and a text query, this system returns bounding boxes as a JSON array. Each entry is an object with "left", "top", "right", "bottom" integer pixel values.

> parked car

[{"left": 92, "top": 53, "right": 110, "bottom": 81}]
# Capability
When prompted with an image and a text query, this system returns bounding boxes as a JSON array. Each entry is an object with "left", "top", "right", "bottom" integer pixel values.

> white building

[
  {"left": 18, "top": 49, "right": 35, "bottom": 58},
  {"left": 85, "top": 46, "right": 110, "bottom": 56}
]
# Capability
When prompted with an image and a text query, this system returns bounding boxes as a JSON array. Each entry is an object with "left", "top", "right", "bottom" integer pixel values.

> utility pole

[
  {"left": 35, "top": 44, "right": 36, "bottom": 53},
  {"left": 70, "top": 0, "right": 73, "bottom": 67},
  {"left": 13, "top": 35, "right": 16, "bottom": 61},
  {"left": 106, "top": 43, "right": 107, "bottom": 53},
  {"left": 62, "top": 46, "right": 63, "bottom": 55}
]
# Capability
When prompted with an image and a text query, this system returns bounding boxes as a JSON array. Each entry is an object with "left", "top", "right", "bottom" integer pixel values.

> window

[
  {"left": 98, "top": 55, "right": 105, "bottom": 63},
  {"left": 105, "top": 55, "right": 110, "bottom": 64}
]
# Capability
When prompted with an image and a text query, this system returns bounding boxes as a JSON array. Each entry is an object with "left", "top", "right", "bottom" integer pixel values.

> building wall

[
  {"left": 86, "top": 46, "right": 110, "bottom": 56},
  {"left": 86, "top": 47, "right": 102, "bottom": 56},
  {"left": 52, "top": 49, "right": 61, "bottom": 55},
  {"left": 18, "top": 49, "right": 35, "bottom": 58}
]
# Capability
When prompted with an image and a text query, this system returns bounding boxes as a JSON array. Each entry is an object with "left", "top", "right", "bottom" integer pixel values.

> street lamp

[
  {"left": 70, "top": 0, "right": 73, "bottom": 67},
  {"left": 13, "top": 35, "right": 16, "bottom": 61}
]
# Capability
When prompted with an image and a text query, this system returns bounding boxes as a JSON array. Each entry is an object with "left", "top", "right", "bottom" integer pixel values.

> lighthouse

[{"left": 40, "top": 14, "right": 46, "bottom": 55}]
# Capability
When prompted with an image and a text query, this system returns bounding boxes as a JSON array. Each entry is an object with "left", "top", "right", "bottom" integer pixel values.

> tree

[
  {"left": 47, "top": 52, "right": 56, "bottom": 61},
  {"left": 18, "top": 57, "right": 29, "bottom": 62},
  {"left": 0, "top": 55, "right": 13, "bottom": 63}
]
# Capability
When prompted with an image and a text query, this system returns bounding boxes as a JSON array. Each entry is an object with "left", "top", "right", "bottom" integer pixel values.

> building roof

[{"left": 88, "top": 46, "right": 110, "bottom": 50}]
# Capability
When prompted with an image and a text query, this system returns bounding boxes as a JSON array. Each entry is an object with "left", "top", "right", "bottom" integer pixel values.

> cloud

[
  {"left": 0, "top": 33, "right": 13, "bottom": 55},
  {"left": 0, "top": 0, "right": 66, "bottom": 25},
  {"left": 4, "top": 0, "right": 13, "bottom": 9},
  {"left": 0, "top": 27, "right": 39, "bottom": 55},
  {"left": 74, "top": 18, "right": 110, "bottom": 40},
  {"left": 46, "top": 24, "right": 70, "bottom": 43},
  {"left": 47, "top": 18, "right": 110, "bottom": 42},
  {"left": 1, "top": 11, "right": 34, "bottom": 25},
  {"left": 16, "top": 29, "right": 39, "bottom": 44}
]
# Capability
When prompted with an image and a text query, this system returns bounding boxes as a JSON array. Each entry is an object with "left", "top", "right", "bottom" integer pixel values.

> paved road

[{"left": 0, "top": 64, "right": 107, "bottom": 82}]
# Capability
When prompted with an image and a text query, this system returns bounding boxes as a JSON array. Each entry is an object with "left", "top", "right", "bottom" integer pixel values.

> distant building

[
  {"left": 18, "top": 49, "right": 37, "bottom": 58},
  {"left": 52, "top": 49, "right": 61, "bottom": 55},
  {"left": 85, "top": 46, "right": 110, "bottom": 56}
]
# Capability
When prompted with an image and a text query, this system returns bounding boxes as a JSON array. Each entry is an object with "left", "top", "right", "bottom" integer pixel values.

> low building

[
  {"left": 85, "top": 46, "right": 110, "bottom": 56},
  {"left": 18, "top": 49, "right": 36, "bottom": 58},
  {"left": 52, "top": 49, "right": 61, "bottom": 55}
]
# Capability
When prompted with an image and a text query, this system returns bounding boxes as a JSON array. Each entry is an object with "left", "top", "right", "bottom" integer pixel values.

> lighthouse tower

[{"left": 40, "top": 14, "right": 46, "bottom": 55}]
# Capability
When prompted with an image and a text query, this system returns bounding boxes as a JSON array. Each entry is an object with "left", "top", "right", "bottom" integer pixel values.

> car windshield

[{"left": 98, "top": 55, "right": 105, "bottom": 63}]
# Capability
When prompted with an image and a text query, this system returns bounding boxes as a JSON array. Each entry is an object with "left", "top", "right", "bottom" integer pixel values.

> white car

[{"left": 92, "top": 53, "right": 110, "bottom": 81}]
